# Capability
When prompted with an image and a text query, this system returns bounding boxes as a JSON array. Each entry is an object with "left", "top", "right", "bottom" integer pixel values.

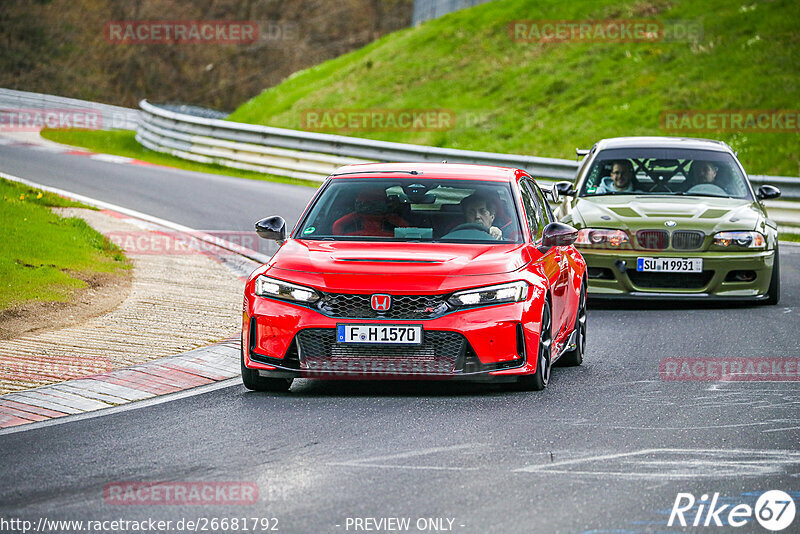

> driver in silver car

[
  {"left": 682, "top": 160, "right": 731, "bottom": 195},
  {"left": 691, "top": 160, "right": 719, "bottom": 183}
]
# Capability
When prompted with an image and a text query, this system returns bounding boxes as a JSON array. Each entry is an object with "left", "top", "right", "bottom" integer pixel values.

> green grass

[
  {"left": 780, "top": 232, "right": 800, "bottom": 243},
  {"left": 228, "top": 0, "right": 800, "bottom": 177},
  {"left": 39, "top": 129, "right": 321, "bottom": 188},
  {"left": 0, "top": 178, "right": 130, "bottom": 311}
]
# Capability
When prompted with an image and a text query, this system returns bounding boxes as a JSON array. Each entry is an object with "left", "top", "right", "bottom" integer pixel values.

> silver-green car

[{"left": 555, "top": 137, "right": 781, "bottom": 304}]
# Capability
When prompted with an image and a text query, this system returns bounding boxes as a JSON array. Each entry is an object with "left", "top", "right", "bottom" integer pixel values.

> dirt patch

[
  {"left": 632, "top": 0, "right": 672, "bottom": 17},
  {"left": 0, "top": 269, "right": 132, "bottom": 340}
]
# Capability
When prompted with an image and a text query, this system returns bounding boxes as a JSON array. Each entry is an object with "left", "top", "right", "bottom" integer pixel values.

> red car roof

[{"left": 330, "top": 162, "right": 525, "bottom": 182}]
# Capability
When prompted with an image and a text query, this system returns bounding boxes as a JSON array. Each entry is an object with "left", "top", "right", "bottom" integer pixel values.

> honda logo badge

[{"left": 371, "top": 294, "right": 391, "bottom": 311}]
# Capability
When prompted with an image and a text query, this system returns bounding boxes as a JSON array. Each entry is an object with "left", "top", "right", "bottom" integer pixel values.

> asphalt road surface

[
  {"left": 0, "top": 143, "right": 314, "bottom": 230},
  {"left": 1, "top": 143, "right": 799, "bottom": 533}
]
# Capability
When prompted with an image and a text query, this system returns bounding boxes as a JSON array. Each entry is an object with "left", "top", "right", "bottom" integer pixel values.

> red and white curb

[
  {"left": 0, "top": 171, "right": 272, "bottom": 268},
  {"left": 0, "top": 339, "right": 240, "bottom": 430},
  {"left": 0, "top": 132, "right": 162, "bottom": 168},
  {"left": 0, "top": 173, "right": 270, "bottom": 432}
]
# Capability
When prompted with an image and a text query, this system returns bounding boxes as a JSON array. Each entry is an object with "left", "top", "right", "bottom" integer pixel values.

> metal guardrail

[
  {"left": 137, "top": 100, "right": 800, "bottom": 196},
  {"left": 749, "top": 174, "right": 800, "bottom": 195},
  {"left": 137, "top": 99, "right": 581, "bottom": 183},
  {"left": 136, "top": 99, "right": 800, "bottom": 229},
  {"left": 0, "top": 89, "right": 796, "bottom": 227},
  {"left": 0, "top": 88, "right": 139, "bottom": 131},
  {"left": 412, "top": 0, "right": 497, "bottom": 25}
]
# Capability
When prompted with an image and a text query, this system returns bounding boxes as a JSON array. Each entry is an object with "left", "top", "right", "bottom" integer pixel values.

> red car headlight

[
  {"left": 254, "top": 275, "right": 320, "bottom": 304},
  {"left": 448, "top": 281, "right": 529, "bottom": 309}
]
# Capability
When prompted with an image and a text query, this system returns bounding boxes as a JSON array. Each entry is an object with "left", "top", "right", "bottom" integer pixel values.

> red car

[{"left": 241, "top": 163, "right": 587, "bottom": 391}]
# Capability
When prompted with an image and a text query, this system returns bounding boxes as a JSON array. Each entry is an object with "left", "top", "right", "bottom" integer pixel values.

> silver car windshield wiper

[
  {"left": 673, "top": 191, "right": 733, "bottom": 198},
  {"left": 586, "top": 191, "right": 635, "bottom": 196}
]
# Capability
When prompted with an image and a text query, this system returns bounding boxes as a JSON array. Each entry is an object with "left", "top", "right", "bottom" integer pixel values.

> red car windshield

[{"left": 296, "top": 178, "right": 524, "bottom": 243}]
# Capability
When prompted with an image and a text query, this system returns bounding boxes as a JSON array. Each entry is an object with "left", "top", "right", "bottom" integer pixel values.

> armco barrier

[
  {"left": 135, "top": 99, "right": 800, "bottom": 230},
  {"left": 0, "top": 89, "right": 796, "bottom": 228},
  {"left": 136, "top": 99, "right": 580, "bottom": 183},
  {"left": 0, "top": 88, "right": 138, "bottom": 131},
  {"left": 136, "top": 100, "right": 800, "bottom": 199}
]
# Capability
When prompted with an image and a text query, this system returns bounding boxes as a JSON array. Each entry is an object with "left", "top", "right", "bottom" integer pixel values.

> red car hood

[{"left": 268, "top": 240, "right": 532, "bottom": 278}]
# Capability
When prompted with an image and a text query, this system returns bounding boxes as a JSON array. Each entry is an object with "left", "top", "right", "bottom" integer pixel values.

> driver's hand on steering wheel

[{"left": 489, "top": 226, "right": 502, "bottom": 240}]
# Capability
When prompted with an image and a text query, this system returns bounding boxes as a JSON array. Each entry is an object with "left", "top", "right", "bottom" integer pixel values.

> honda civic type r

[{"left": 241, "top": 163, "right": 587, "bottom": 392}]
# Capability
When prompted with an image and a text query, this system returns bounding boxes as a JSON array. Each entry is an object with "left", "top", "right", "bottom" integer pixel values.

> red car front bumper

[{"left": 242, "top": 293, "right": 545, "bottom": 381}]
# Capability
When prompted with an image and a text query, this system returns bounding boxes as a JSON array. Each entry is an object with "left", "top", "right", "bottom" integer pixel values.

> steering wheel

[
  {"left": 447, "top": 223, "right": 491, "bottom": 234},
  {"left": 687, "top": 183, "right": 727, "bottom": 196}
]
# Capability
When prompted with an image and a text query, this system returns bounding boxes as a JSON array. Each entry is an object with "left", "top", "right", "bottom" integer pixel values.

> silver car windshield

[
  {"left": 579, "top": 149, "right": 752, "bottom": 200},
  {"left": 296, "top": 178, "right": 524, "bottom": 243}
]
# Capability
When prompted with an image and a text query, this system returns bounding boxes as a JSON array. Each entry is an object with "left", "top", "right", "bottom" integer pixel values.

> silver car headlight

[
  {"left": 254, "top": 275, "right": 320, "bottom": 303},
  {"left": 448, "top": 281, "right": 528, "bottom": 308},
  {"left": 712, "top": 231, "right": 766, "bottom": 249}
]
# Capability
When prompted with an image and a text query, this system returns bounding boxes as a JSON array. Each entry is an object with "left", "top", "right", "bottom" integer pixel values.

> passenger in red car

[{"left": 332, "top": 188, "right": 408, "bottom": 236}]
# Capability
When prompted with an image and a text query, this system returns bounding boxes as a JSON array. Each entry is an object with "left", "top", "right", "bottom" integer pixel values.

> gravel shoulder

[{"left": 0, "top": 208, "right": 245, "bottom": 395}]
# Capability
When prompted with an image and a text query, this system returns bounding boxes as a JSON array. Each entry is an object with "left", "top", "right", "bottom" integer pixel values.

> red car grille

[
  {"left": 316, "top": 293, "right": 449, "bottom": 320},
  {"left": 636, "top": 229, "right": 669, "bottom": 250},
  {"left": 296, "top": 329, "right": 465, "bottom": 375}
]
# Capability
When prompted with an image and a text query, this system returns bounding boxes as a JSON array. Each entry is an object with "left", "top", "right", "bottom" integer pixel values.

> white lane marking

[
  {"left": 20, "top": 144, "right": 66, "bottom": 153},
  {"left": 0, "top": 171, "right": 270, "bottom": 264},
  {"left": 328, "top": 443, "right": 482, "bottom": 472},
  {"left": 515, "top": 449, "right": 650, "bottom": 472},
  {"left": 564, "top": 418, "right": 800, "bottom": 431},
  {"left": 89, "top": 154, "right": 134, "bottom": 164},
  {"left": 330, "top": 463, "right": 480, "bottom": 472},
  {"left": 335, "top": 443, "right": 479, "bottom": 464},
  {"left": 761, "top": 426, "right": 800, "bottom": 433},
  {"left": 0, "top": 378, "right": 240, "bottom": 437},
  {"left": 514, "top": 448, "right": 800, "bottom": 480}
]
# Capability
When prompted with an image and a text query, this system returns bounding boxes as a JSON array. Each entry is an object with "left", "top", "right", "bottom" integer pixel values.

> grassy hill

[
  {"left": 228, "top": 0, "right": 800, "bottom": 176},
  {"left": 1, "top": 0, "right": 411, "bottom": 110}
]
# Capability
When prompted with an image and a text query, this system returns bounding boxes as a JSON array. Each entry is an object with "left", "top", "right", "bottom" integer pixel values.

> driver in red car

[{"left": 461, "top": 193, "right": 504, "bottom": 240}]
